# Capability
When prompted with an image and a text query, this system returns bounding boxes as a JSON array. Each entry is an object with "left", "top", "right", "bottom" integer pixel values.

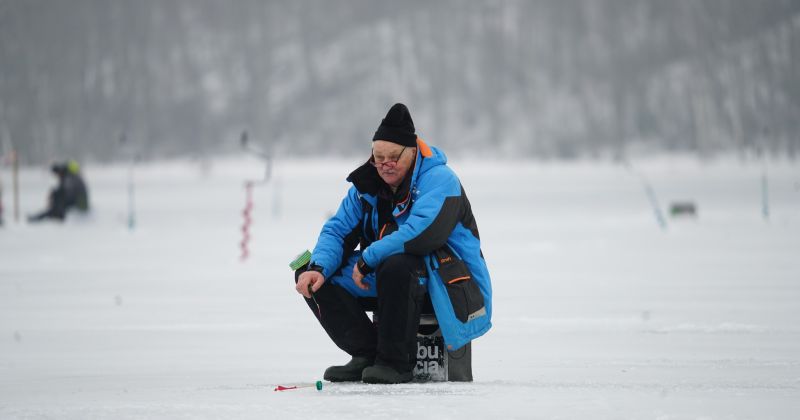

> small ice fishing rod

[
  {"left": 289, "top": 250, "right": 323, "bottom": 319},
  {"left": 274, "top": 380, "right": 323, "bottom": 392}
]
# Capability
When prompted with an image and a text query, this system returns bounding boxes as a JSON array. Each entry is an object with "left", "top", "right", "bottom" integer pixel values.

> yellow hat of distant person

[{"left": 66, "top": 159, "right": 81, "bottom": 174}]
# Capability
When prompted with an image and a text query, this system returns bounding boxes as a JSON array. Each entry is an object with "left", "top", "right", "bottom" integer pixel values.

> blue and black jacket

[{"left": 309, "top": 138, "right": 492, "bottom": 351}]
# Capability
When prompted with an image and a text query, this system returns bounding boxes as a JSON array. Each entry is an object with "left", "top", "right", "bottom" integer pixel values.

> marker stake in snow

[
  {"left": 761, "top": 168, "right": 769, "bottom": 221},
  {"left": 240, "top": 181, "right": 254, "bottom": 260},
  {"left": 11, "top": 150, "right": 18, "bottom": 223},
  {"left": 274, "top": 380, "right": 323, "bottom": 392},
  {"left": 127, "top": 160, "right": 136, "bottom": 230},
  {"left": 120, "top": 133, "right": 136, "bottom": 231},
  {"left": 623, "top": 159, "right": 667, "bottom": 230},
  {"left": 643, "top": 182, "right": 667, "bottom": 230},
  {"left": 239, "top": 131, "right": 273, "bottom": 261}
]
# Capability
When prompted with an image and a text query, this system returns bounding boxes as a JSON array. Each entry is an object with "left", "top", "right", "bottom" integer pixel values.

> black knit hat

[
  {"left": 50, "top": 162, "right": 68, "bottom": 175},
  {"left": 372, "top": 103, "right": 417, "bottom": 147}
]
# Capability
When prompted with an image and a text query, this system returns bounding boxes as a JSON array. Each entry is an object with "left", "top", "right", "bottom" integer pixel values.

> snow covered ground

[{"left": 1, "top": 155, "right": 799, "bottom": 419}]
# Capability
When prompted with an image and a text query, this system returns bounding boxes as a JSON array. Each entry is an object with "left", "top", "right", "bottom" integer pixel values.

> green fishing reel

[{"left": 289, "top": 249, "right": 312, "bottom": 271}]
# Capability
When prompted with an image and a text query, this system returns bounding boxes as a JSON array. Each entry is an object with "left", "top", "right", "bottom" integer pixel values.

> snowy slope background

[{"left": 1, "top": 156, "right": 799, "bottom": 419}]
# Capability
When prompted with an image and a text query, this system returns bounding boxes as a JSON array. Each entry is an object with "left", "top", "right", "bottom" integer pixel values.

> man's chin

[{"left": 380, "top": 174, "right": 398, "bottom": 184}]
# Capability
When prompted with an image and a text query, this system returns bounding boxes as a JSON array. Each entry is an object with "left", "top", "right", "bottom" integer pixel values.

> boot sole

[
  {"left": 361, "top": 371, "right": 413, "bottom": 384},
  {"left": 323, "top": 371, "right": 364, "bottom": 382}
]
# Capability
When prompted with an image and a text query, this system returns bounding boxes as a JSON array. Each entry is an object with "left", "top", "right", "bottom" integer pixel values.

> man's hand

[
  {"left": 352, "top": 262, "right": 370, "bottom": 291},
  {"left": 296, "top": 270, "right": 325, "bottom": 298}
]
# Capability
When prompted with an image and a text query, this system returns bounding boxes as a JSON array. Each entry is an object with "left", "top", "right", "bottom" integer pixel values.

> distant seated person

[{"left": 28, "top": 160, "right": 90, "bottom": 223}]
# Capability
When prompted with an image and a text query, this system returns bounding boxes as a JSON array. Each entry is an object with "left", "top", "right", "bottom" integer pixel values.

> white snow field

[{"left": 1, "top": 156, "right": 799, "bottom": 419}]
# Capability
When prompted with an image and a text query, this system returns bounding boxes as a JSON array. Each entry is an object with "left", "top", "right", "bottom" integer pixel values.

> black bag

[{"left": 434, "top": 246, "right": 485, "bottom": 323}]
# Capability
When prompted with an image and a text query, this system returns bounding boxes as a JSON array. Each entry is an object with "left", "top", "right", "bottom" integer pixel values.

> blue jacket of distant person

[{"left": 308, "top": 138, "right": 492, "bottom": 351}]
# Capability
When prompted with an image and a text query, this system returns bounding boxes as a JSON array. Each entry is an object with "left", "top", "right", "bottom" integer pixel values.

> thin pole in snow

[
  {"left": 239, "top": 130, "right": 273, "bottom": 261},
  {"left": 0, "top": 131, "right": 11, "bottom": 225},
  {"left": 761, "top": 166, "right": 769, "bottom": 222},
  {"left": 623, "top": 158, "right": 667, "bottom": 231},
  {"left": 0, "top": 165, "right": 4, "bottom": 226},
  {"left": 127, "top": 158, "right": 136, "bottom": 230},
  {"left": 120, "top": 132, "right": 136, "bottom": 230},
  {"left": 643, "top": 181, "right": 667, "bottom": 230},
  {"left": 12, "top": 149, "right": 18, "bottom": 223},
  {"left": 240, "top": 180, "right": 253, "bottom": 261}
]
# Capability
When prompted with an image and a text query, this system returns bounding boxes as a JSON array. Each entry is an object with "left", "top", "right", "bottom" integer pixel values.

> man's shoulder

[
  {"left": 416, "top": 164, "right": 461, "bottom": 197},
  {"left": 419, "top": 161, "right": 458, "bottom": 183}
]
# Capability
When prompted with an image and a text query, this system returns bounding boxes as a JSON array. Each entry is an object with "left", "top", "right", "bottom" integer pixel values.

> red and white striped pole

[
  {"left": 240, "top": 181, "right": 254, "bottom": 261},
  {"left": 238, "top": 131, "right": 274, "bottom": 262}
]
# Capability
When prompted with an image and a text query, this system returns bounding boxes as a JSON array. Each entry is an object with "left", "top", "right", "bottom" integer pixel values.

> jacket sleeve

[
  {"left": 360, "top": 166, "right": 463, "bottom": 269},
  {"left": 310, "top": 186, "right": 364, "bottom": 279}
]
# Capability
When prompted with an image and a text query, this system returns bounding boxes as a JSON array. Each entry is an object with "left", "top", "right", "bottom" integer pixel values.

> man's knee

[{"left": 376, "top": 254, "right": 424, "bottom": 279}]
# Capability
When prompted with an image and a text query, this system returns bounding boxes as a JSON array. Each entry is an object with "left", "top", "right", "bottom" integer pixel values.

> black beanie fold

[
  {"left": 372, "top": 103, "right": 416, "bottom": 147},
  {"left": 373, "top": 126, "right": 416, "bottom": 147}
]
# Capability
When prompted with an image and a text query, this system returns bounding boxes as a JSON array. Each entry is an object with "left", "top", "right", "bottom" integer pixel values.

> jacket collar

[
  {"left": 346, "top": 157, "right": 416, "bottom": 199},
  {"left": 346, "top": 138, "right": 436, "bottom": 209},
  {"left": 346, "top": 160, "right": 383, "bottom": 196}
]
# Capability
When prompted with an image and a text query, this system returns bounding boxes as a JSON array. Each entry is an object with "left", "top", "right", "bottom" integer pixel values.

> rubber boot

[
  {"left": 361, "top": 364, "right": 413, "bottom": 384},
  {"left": 323, "top": 356, "right": 374, "bottom": 382}
]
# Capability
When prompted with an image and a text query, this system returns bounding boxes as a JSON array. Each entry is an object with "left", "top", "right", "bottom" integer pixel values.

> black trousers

[
  {"left": 295, "top": 253, "right": 429, "bottom": 373},
  {"left": 29, "top": 189, "right": 66, "bottom": 221}
]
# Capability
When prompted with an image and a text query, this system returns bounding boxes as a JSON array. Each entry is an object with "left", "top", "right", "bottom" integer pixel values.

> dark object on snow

[
  {"left": 323, "top": 356, "right": 374, "bottom": 382},
  {"left": 370, "top": 300, "right": 472, "bottom": 382},
  {"left": 28, "top": 160, "right": 90, "bottom": 222},
  {"left": 410, "top": 312, "right": 473, "bottom": 382},
  {"left": 669, "top": 201, "right": 697, "bottom": 218},
  {"left": 362, "top": 364, "right": 413, "bottom": 384}
]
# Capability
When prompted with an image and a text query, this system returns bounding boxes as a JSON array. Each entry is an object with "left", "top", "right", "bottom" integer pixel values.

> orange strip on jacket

[
  {"left": 447, "top": 276, "right": 471, "bottom": 284},
  {"left": 379, "top": 223, "right": 388, "bottom": 239},
  {"left": 417, "top": 137, "right": 433, "bottom": 157},
  {"left": 397, "top": 190, "right": 411, "bottom": 206}
]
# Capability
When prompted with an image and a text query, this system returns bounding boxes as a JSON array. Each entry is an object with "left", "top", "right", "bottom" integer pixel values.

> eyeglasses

[{"left": 370, "top": 146, "right": 407, "bottom": 169}]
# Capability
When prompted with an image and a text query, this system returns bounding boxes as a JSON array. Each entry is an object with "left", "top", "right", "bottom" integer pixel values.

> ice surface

[{"left": 1, "top": 156, "right": 799, "bottom": 419}]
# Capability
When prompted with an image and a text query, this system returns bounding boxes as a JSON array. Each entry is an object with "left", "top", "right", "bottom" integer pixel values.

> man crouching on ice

[{"left": 294, "top": 103, "right": 492, "bottom": 384}]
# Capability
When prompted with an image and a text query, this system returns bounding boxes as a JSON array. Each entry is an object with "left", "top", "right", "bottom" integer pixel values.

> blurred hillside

[{"left": 1, "top": 0, "right": 799, "bottom": 163}]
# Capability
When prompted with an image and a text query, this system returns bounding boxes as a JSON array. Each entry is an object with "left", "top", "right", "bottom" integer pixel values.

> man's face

[{"left": 371, "top": 140, "right": 416, "bottom": 189}]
